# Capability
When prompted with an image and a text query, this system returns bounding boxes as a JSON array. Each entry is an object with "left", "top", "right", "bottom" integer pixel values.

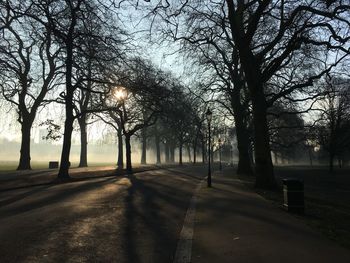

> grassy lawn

[
  {"left": 236, "top": 166, "right": 350, "bottom": 249},
  {"left": 0, "top": 161, "right": 117, "bottom": 172},
  {"left": 0, "top": 161, "right": 19, "bottom": 171}
]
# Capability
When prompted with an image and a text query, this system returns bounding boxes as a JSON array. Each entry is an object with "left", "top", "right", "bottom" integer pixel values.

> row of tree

[
  {"left": 142, "top": 0, "right": 350, "bottom": 189},
  {"left": 0, "top": 0, "right": 126, "bottom": 179},
  {"left": 1, "top": 1, "right": 350, "bottom": 189},
  {"left": 0, "top": 0, "right": 210, "bottom": 179}
]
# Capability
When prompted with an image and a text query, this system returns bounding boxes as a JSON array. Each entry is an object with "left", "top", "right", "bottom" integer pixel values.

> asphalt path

[{"left": 0, "top": 165, "right": 207, "bottom": 263}]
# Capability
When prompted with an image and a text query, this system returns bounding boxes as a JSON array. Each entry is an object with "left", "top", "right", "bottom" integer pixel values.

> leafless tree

[
  {"left": 316, "top": 75, "right": 350, "bottom": 172},
  {"left": 0, "top": 2, "right": 62, "bottom": 170},
  {"left": 18, "top": 0, "right": 129, "bottom": 178},
  {"left": 144, "top": 0, "right": 350, "bottom": 188},
  {"left": 102, "top": 58, "right": 169, "bottom": 172}
]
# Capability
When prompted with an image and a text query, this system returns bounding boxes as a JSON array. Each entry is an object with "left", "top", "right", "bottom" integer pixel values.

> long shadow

[
  {"left": 0, "top": 165, "right": 169, "bottom": 193},
  {"left": 0, "top": 184, "right": 54, "bottom": 208},
  {"left": 160, "top": 166, "right": 205, "bottom": 181},
  {"left": 203, "top": 174, "right": 338, "bottom": 238},
  {"left": 123, "top": 171, "right": 198, "bottom": 263},
  {"left": 124, "top": 174, "right": 140, "bottom": 263},
  {"left": 0, "top": 175, "right": 131, "bottom": 262},
  {"left": 199, "top": 192, "right": 322, "bottom": 238},
  {"left": 0, "top": 166, "right": 201, "bottom": 262},
  {"left": 0, "top": 177, "right": 119, "bottom": 218}
]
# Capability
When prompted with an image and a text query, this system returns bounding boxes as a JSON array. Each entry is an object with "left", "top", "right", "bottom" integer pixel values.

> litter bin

[
  {"left": 282, "top": 179, "right": 304, "bottom": 214},
  {"left": 49, "top": 161, "right": 59, "bottom": 169}
]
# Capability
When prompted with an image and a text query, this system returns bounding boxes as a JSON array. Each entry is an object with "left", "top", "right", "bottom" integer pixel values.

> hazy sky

[{"left": 0, "top": 3, "right": 187, "bottom": 144}]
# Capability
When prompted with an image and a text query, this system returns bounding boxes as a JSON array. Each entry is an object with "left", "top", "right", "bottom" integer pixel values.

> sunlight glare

[{"left": 113, "top": 87, "right": 127, "bottom": 101}]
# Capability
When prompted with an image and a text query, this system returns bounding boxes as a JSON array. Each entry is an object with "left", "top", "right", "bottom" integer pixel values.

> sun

[{"left": 113, "top": 87, "right": 127, "bottom": 101}]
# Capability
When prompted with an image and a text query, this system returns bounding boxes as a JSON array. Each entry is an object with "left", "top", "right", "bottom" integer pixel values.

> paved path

[
  {"left": 0, "top": 165, "right": 206, "bottom": 263},
  {"left": 1, "top": 165, "right": 350, "bottom": 262},
  {"left": 191, "top": 169, "right": 350, "bottom": 263},
  {"left": 0, "top": 165, "right": 168, "bottom": 191}
]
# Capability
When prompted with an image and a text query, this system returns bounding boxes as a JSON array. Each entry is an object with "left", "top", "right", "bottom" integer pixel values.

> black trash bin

[
  {"left": 282, "top": 179, "right": 304, "bottom": 214},
  {"left": 49, "top": 161, "right": 59, "bottom": 169}
]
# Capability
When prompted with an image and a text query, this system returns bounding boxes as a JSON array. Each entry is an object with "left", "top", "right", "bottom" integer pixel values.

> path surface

[
  {"left": 0, "top": 166, "right": 205, "bottom": 262},
  {"left": 0, "top": 164, "right": 162, "bottom": 191},
  {"left": 192, "top": 169, "right": 350, "bottom": 263},
  {"left": 1, "top": 165, "right": 350, "bottom": 262}
]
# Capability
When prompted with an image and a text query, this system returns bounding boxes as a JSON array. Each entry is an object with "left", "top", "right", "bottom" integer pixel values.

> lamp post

[
  {"left": 206, "top": 108, "right": 212, "bottom": 187},
  {"left": 218, "top": 137, "right": 222, "bottom": 171}
]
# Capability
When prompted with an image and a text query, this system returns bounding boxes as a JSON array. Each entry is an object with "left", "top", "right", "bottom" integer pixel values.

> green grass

[
  {"left": 0, "top": 161, "right": 117, "bottom": 172},
  {"left": 0, "top": 161, "right": 22, "bottom": 171},
  {"left": 305, "top": 197, "right": 350, "bottom": 248}
]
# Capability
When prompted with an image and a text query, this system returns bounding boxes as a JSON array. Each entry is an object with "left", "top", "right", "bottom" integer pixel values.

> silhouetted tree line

[
  {"left": 141, "top": 0, "right": 350, "bottom": 188},
  {"left": 1, "top": 0, "right": 350, "bottom": 187},
  {"left": 0, "top": 0, "right": 210, "bottom": 178}
]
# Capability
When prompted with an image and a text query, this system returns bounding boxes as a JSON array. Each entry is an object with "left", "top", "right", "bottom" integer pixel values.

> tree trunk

[
  {"left": 58, "top": 39, "right": 75, "bottom": 180},
  {"left": 225, "top": 1, "right": 275, "bottom": 188},
  {"left": 251, "top": 91, "right": 276, "bottom": 189},
  {"left": 230, "top": 71, "right": 254, "bottom": 175},
  {"left": 58, "top": 110, "right": 74, "bottom": 179},
  {"left": 170, "top": 144, "right": 175, "bottom": 163},
  {"left": 273, "top": 152, "right": 278, "bottom": 165},
  {"left": 125, "top": 135, "right": 132, "bottom": 172},
  {"left": 308, "top": 148, "right": 313, "bottom": 166},
  {"left": 187, "top": 145, "right": 192, "bottom": 163},
  {"left": 141, "top": 127, "right": 147, "bottom": 164},
  {"left": 78, "top": 55, "right": 92, "bottom": 168},
  {"left": 338, "top": 157, "right": 342, "bottom": 168},
  {"left": 201, "top": 136, "right": 206, "bottom": 163},
  {"left": 179, "top": 141, "right": 183, "bottom": 165},
  {"left": 193, "top": 142, "right": 197, "bottom": 164},
  {"left": 155, "top": 134, "right": 161, "bottom": 164},
  {"left": 78, "top": 116, "right": 88, "bottom": 167},
  {"left": 211, "top": 143, "right": 214, "bottom": 165},
  {"left": 235, "top": 124, "right": 253, "bottom": 175},
  {"left": 329, "top": 153, "right": 334, "bottom": 173},
  {"left": 17, "top": 120, "right": 33, "bottom": 170},
  {"left": 165, "top": 141, "right": 170, "bottom": 163},
  {"left": 117, "top": 129, "right": 123, "bottom": 169}
]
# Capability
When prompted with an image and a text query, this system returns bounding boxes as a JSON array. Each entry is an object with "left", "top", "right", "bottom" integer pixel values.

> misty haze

[{"left": 1, "top": 1, "right": 350, "bottom": 263}]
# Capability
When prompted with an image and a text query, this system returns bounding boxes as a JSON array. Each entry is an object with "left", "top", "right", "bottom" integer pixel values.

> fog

[{"left": 0, "top": 137, "right": 207, "bottom": 169}]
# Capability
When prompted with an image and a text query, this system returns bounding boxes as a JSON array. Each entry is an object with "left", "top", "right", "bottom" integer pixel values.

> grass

[
  {"left": 0, "top": 161, "right": 117, "bottom": 172},
  {"left": 236, "top": 166, "right": 350, "bottom": 249},
  {"left": 305, "top": 197, "right": 350, "bottom": 248}
]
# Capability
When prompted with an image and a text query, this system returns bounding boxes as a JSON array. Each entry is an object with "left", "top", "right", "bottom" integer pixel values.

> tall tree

[
  {"left": 147, "top": 0, "right": 254, "bottom": 175},
  {"left": 147, "top": 0, "right": 350, "bottom": 188},
  {"left": 316, "top": 75, "right": 350, "bottom": 172},
  {"left": 97, "top": 109, "right": 124, "bottom": 169},
  {"left": 223, "top": 0, "right": 349, "bottom": 188},
  {"left": 73, "top": 6, "right": 127, "bottom": 168},
  {"left": 0, "top": 2, "right": 61, "bottom": 170},
  {"left": 269, "top": 103, "right": 305, "bottom": 164},
  {"left": 105, "top": 58, "right": 168, "bottom": 172},
  {"left": 24, "top": 0, "right": 127, "bottom": 178}
]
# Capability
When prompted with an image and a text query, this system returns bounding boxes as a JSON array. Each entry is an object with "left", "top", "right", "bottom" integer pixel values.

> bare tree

[
  {"left": 72, "top": 7, "right": 128, "bottom": 168},
  {"left": 145, "top": 0, "right": 350, "bottom": 188},
  {"left": 144, "top": 0, "right": 254, "bottom": 175},
  {"left": 0, "top": 2, "right": 61, "bottom": 170},
  {"left": 103, "top": 58, "right": 169, "bottom": 172},
  {"left": 268, "top": 103, "right": 305, "bottom": 164},
  {"left": 21, "top": 0, "right": 128, "bottom": 178},
  {"left": 97, "top": 109, "right": 124, "bottom": 169},
  {"left": 316, "top": 75, "right": 350, "bottom": 172}
]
